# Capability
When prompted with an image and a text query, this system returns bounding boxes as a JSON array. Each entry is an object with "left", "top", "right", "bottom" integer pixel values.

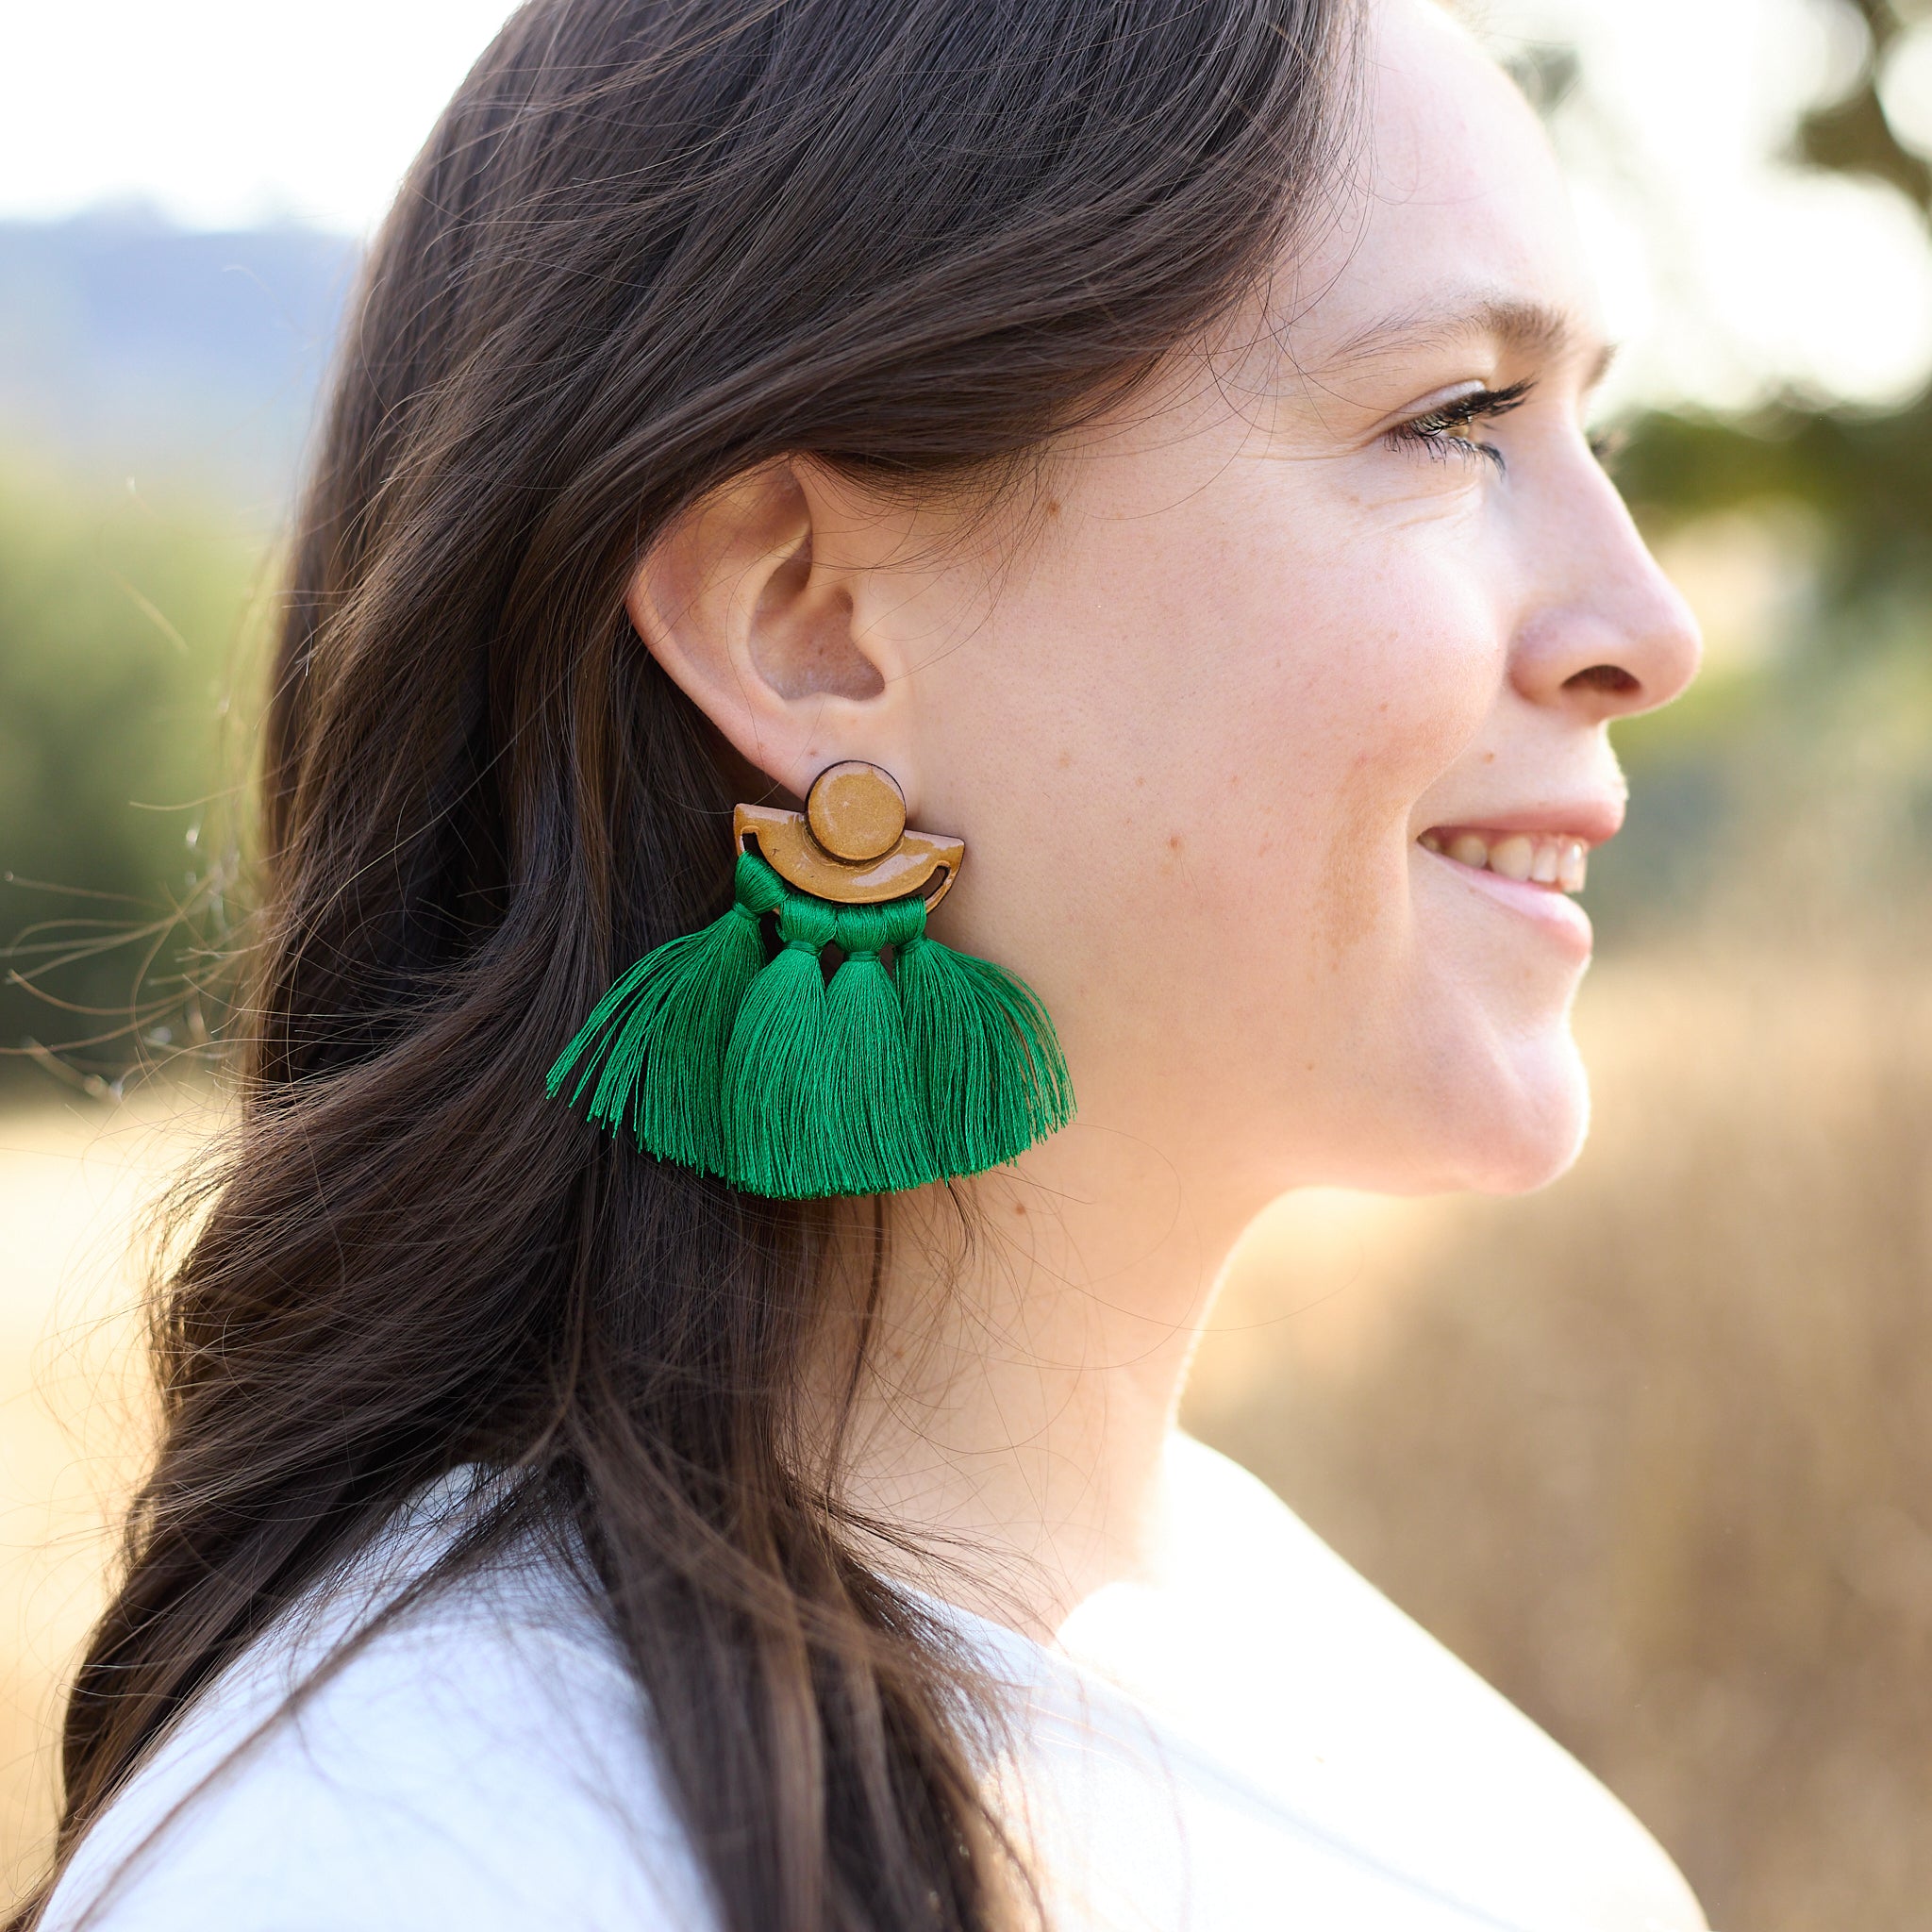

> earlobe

[{"left": 625, "top": 460, "right": 904, "bottom": 802}]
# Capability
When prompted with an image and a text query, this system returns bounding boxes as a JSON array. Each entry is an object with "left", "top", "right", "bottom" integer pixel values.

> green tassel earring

[
  {"left": 549, "top": 760, "right": 1074, "bottom": 1199},
  {"left": 721, "top": 890, "right": 839, "bottom": 1197},
  {"left": 891, "top": 893, "right": 1074, "bottom": 1176},
  {"left": 545, "top": 850, "right": 787, "bottom": 1175},
  {"left": 818, "top": 901, "right": 935, "bottom": 1196}
]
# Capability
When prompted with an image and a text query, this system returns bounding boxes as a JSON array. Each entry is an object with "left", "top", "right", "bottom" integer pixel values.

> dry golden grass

[
  {"left": 3, "top": 948, "right": 1927, "bottom": 1930},
  {"left": 0, "top": 1089, "right": 203, "bottom": 1907}
]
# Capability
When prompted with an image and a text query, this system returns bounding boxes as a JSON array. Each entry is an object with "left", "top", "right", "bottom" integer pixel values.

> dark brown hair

[{"left": 27, "top": 3, "right": 1357, "bottom": 1927}]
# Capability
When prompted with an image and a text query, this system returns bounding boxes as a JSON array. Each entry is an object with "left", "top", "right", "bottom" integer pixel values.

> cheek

[
  {"left": 920, "top": 464, "right": 1505, "bottom": 1105},
  {"left": 1236, "top": 548, "right": 1500, "bottom": 969},
  {"left": 1027, "top": 475, "right": 1502, "bottom": 954}
]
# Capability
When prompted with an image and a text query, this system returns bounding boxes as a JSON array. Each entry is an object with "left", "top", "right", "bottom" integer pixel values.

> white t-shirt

[{"left": 42, "top": 1436, "right": 1707, "bottom": 1932}]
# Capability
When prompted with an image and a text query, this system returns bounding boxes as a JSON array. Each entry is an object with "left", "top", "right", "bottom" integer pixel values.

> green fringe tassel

[
  {"left": 722, "top": 891, "right": 840, "bottom": 1198},
  {"left": 818, "top": 903, "right": 936, "bottom": 1196},
  {"left": 545, "top": 851, "right": 786, "bottom": 1175},
  {"left": 550, "top": 855, "right": 1074, "bottom": 1198},
  {"left": 891, "top": 896, "right": 1074, "bottom": 1177}
]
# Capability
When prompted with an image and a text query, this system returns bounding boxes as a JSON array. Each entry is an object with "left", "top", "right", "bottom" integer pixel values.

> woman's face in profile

[{"left": 861, "top": 0, "right": 1703, "bottom": 1210}]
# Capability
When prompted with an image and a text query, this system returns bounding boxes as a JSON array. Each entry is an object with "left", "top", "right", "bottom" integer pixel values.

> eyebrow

[{"left": 1320, "top": 293, "right": 1617, "bottom": 387}]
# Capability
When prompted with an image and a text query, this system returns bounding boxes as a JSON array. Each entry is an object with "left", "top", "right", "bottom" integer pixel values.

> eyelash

[
  {"left": 1588, "top": 425, "right": 1628, "bottom": 472},
  {"left": 1390, "top": 380, "right": 1535, "bottom": 473}
]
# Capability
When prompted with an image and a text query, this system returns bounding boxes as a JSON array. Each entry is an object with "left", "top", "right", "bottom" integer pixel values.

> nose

[{"left": 1508, "top": 463, "right": 1703, "bottom": 724}]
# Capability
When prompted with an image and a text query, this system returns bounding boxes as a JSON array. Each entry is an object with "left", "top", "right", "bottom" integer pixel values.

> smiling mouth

[{"left": 1420, "top": 826, "right": 1591, "bottom": 895}]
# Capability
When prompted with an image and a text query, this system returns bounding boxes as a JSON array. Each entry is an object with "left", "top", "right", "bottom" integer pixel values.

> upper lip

[{"left": 1419, "top": 797, "right": 1626, "bottom": 848}]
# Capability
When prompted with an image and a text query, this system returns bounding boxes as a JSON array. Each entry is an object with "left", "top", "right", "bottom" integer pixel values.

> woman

[{"left": 24, "top": 0, "right": 1706, "bottom": 1927}]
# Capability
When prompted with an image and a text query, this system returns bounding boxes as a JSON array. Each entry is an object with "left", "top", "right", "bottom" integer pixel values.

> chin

[
  {"left": 1444, "top": 1041, "right": 1593, "bottom": 1195},
  {"left": 1274, "top": 1038, "right": 1592, "bottom": 1201}
]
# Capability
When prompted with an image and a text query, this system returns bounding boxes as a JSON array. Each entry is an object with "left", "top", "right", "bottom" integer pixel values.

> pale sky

[{"left": 3, "top": 0, "right": 1929, "bottom": 411}]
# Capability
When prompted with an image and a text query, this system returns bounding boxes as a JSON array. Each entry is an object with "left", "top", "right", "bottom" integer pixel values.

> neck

[{"left": 809, "top": 1128, "right": 1260, "bottom": 1641}]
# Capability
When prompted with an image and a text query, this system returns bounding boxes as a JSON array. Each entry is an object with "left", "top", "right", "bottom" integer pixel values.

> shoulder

[
  {"left": 1057, "top": 1432, "right": 1708, "bottom": 1932},
  {"left": 43, "top": 1496, "right": 713, "bottom": 1932}
]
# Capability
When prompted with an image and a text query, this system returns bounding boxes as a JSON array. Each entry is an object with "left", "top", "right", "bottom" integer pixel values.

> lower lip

[{"left": 1419, "top": 844, "right": 1594, "bottom": 958}]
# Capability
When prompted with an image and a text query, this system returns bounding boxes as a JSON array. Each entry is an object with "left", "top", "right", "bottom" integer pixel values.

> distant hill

[{"left": 0, "top": 208, "right": 358, "bottom": 515}]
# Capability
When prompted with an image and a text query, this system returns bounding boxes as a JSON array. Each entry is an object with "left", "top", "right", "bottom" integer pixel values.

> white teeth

[
  {"left": 1422, "top": 828, "right": 1591, "bottom": 894},
  {"left": 1489, "top": 834, "right": 1535, "bottom": 882}
]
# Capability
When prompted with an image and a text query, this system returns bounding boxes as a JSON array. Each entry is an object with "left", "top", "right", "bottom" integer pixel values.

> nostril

[{"left": 1565, "top": 663, "right": 1641, "bottom": 695}]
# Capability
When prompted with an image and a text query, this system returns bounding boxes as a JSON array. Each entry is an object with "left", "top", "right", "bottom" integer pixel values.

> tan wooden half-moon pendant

[{"left": 735, "top": 761, "right": 963, "bottom": 910}]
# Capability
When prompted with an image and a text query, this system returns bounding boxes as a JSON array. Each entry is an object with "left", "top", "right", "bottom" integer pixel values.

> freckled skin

[{"left": 874, "top": 0, "right": 1700, "bottom": 1211}]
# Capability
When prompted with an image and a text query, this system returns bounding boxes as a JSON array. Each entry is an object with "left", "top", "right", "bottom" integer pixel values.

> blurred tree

[
  {"left": 1585, "top": 0, "right": 1932, "bottom": 942},
  {"left": 0, "top": 451, "right": 261, "bottom": 1090},
  {"left": 1619, "top": 402, "right": 1932, "bottom": 599},
  {"left": 1793, "top": 0, "right": 1932, "bottom": 219},
  {"left": 1619, "top": 0, "right": 1932, "bottom": 584}
]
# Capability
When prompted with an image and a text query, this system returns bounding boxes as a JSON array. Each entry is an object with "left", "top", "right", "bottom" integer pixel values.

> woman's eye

[{"left": 1387, "top": 380, "right": 1535, "bottom": 474}]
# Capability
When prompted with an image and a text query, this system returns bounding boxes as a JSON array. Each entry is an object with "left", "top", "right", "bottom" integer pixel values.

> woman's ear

[{"left": 626, "top": 459, "right": 916, "bottom": 806}]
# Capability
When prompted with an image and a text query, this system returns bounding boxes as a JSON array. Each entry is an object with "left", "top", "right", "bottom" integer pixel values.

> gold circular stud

[{"left": 806, "top": 761, "right": 908, "bottom": 865}]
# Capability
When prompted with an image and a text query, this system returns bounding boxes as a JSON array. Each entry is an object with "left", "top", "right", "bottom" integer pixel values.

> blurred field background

[{"left": 3, "top": 0, "right": 1931, "bottom": 1924}]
